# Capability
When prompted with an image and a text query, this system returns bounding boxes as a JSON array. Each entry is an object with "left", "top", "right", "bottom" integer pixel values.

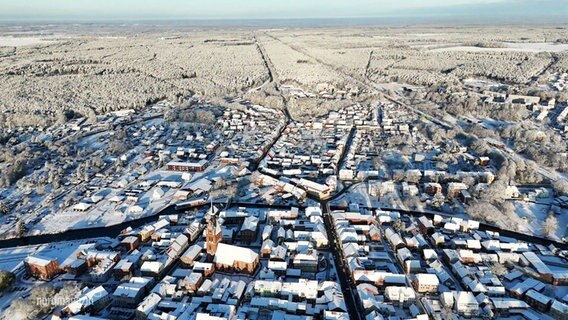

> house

[
  {"left": 166, "top": 234, "right": 189, "bottom": 259},
  {"left": 384, "top": 286, "right": 416, "bottom": 307},
  {"left": 413, "top": 274, "right": 439, "bottom": 293},
  {"left": 491, "top": 298, "right": 530, "bottom": 316},
  {"left": 455, "top": 291, "right": 479, "bottom": 316},
  {"left": 89, "top": 258, "right": 116, "bottom": 283},
  {"left": 550, "top": 300, "right": 568, "bottom": 320},
  {"left": 136, "top": 293, "right": 162, "bottom": 320},
  {"left": 424, "top": 183, "right": 442, "bottom": 196},
  {"left": 292, "top": 252, "right": 319, "bottom": 272},
  {"left": 113, "top": 277, "right": 152, "bottom": 307},
  {"left": 65, "top": 286, "right": 110, "bottom": 315},
  {"left": 368, "top": 225, "right": 381, "bottom": 241},
  {"left": 181, "top": 272, "right": 204, "bottom": 293},
  {"left": 72, "top": 202, "right": 92, "bottom": 212},
  {"left": 66, "top": 259, "right": 88, "bottom": 276},
  {"left": 181, "top": 244, "right": 203, "bottom": 266},
  {"left": 121, "top": 236, "right": 140, "bottom": 252},
  {"left": 166, "top": 160, "right": 208, "bottom": 172},
  {"left": 524, "top": 289, "right": 552, "bottom": 312},
  {"left": 477, "top": 157, "right": 490, "bottom": 166},
  {"left": 298, "top": 178, "right": 332, "bottom": 199},
  {"left": 113, "top": 259, "right": 135, "bottom": 280},
  {"left": 417, "top": 216, "right": 434, "bottom": 235},
  {"left": 459, "top": 190, "right": 472, "bottom": 204},
  {"left": 447, "top": 183, "right": 468, "bottom": 198},
  {"left": 239, "top": 216, "right": 259, "bottom": 242},
  {"left": 24, "top": 255, "right": 59, "bottom": 280},
  {"left": 193, "top": 262, "right": 215, "bottom": 277}
]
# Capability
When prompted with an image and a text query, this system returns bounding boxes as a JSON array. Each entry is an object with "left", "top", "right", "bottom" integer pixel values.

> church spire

[{"left": 206, "top": 201, "right": 221, "bottom": 256}]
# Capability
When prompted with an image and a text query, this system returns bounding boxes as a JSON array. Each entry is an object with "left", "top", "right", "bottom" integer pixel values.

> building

[
  {"left": 121, "top": 236, "right": 140, "bottom": 251},
  {"left": 447, "top": 183, "right": 468, "bottom": 198},
  {"left": 206, "top": 211, "right": 223, "bottom": 256},
  {"left": 524, "top": 289, "right": 552, "bottom": 312},
  {"left": 136, "top": 293, "right": 162, "bottom": 320},
  {"left": 65, "top": 286, "right": 110, "bottom": 315},
  {"left": 455, "top": 291, "right": 479, "bottom": 316},
  {"left": 166, "top": 160, "right": 208, "bottom": 172},
  {"left": 417, "top": 216, "right": 434, "bottom": 235},
  {"left": 413, "top": 273, "right": 439, "bottom": 293},
  {"left": 24, "top": 255, "right": 59, "bottom": 280},
  {"left": 292, "top": 253, "right": 319, "bottom": 272},
  {"left": 239, "top": 216, "right": 259, "bottom": 242},
  {"left": 181, "top": 244, "right": 203, "bottom": 266},
  {"left": 113, "top": 277, "right": 152, "bottom": 307},
  {"left": 424, "top": 183, "right": 442, "bottom": 196},
  {"left": 298, "top": 178, "right": 332, "bottom": 199},
  {"left": 89, "top": 258, "right": 116, "bottom": 283},
  {"left": 64, "top": 258, "right": 88, "bottom": 276},
  {"left": 550, "top": 300, "right": 568, "bottom": 320},
  {"left": 214, "top": 243, "right": 259, "bottom": 274},
  {"left": 181, "top": 272, "right": 204, "bottom": 293},
  {"left": 384, "top": 286, "right": 416, "bottom": 307}
]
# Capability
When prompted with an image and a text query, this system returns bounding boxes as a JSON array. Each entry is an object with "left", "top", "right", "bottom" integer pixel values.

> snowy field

[
  {"left": 514, "top": 201, "right": 568, "bottom": 240},
  {"left": 430, "top": 42, "right": 568, "bottom": 53},
  {"left": 0, "top": 36, "right": 57, "bottom": 47},
  {"left": 331, "top": 183, "right": 381, "bottom": 209},
  {"left": 32, "top": 170, "right": 182, "bottom": 235},
  {"left": 0, "top": 238, "right": 114, "bottom": 272}
]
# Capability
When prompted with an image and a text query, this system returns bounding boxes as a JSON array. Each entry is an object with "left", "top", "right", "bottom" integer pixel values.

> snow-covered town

[
  {"left": 0, "top": 94, "right": 567, "bottom": 320},
  {"left": 1, "top": 12, "right": 568, "bottom": 319}
]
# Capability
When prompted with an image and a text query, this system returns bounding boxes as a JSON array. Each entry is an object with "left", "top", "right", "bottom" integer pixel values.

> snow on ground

[
  {"left": 0, "top": 238, "right": 114, "bottom": 272},
  {"left": 30, "top": 157, "right": 230, "bottom": 235},
  {"left": 33, "top": 194, "right": 172, "bottom": 235},
  {"left": 0, "top": 36, "right": 58, "bottom": 47},
  {"left": 430, "top": 42, "right": 568, "bottom": 53},
  {"left": 463, "top": 78, "right": 504, "bottom": 88},
  {"left": 33, "top": 170, "right": 182, "bottom": 235},
  {"left": 331, "top": 183, "right": 380, "bottom": 209},
  {"left": 513, "top": 201, "right": 567, "bottom": 239}
]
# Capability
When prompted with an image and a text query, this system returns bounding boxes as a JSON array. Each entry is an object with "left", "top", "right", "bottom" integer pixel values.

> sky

[{"left": 0, "top": 0, "right": 566, "bottom": 22}]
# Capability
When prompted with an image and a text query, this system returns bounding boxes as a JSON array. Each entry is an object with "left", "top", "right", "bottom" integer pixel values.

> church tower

[{"left": 206, "top": 204, "right": 222, "bottom": 256}]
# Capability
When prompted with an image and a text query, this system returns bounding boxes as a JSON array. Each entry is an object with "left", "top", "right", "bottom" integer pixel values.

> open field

[{"left": 1, "top": 25, "right": 567, "bottom": 126}]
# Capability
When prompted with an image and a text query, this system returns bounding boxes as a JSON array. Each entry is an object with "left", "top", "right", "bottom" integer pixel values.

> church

[{"left": 206, "top": 208, "right": 259, "bottom": 274}]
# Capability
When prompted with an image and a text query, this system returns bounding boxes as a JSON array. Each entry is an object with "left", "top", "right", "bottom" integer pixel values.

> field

[{"left": 1, "top": 25, "right": 567, "bottom": 125}]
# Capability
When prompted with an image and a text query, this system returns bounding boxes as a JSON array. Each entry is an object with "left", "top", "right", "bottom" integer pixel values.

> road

[
  {"left": 320, "top": 201, "right": 364, "bottom": 320},
  {"left": 336, "top": 126, "right": 356, "bottom": 175}
]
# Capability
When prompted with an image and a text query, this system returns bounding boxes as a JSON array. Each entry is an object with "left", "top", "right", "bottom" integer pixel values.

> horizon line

[{"left": 0, "top": 15, "right": 567, "bottom": 26}]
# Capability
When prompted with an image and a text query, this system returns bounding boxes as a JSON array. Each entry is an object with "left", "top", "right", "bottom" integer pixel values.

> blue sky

[{"left": 0, "top": 0, "right": 565, "bottom": 21}]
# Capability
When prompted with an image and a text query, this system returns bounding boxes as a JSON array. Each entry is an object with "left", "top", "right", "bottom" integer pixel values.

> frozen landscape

[{"left": 0, "top": 7, "right": 567, "bottom": 320}]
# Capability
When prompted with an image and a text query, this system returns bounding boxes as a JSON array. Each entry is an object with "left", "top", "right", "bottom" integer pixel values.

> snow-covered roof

[
  {"left": 73, "top": 202, "right": 92, "bottom": 211},
  {"left": 66, "top": 286, "right": 109, "bottom": 314},
  {"left": 214, "top": 243, "right": 258, "bottom": 265},
  {"left": 25, "top": 255, "right": 55, "bottom": 267},
  {"left": 416, "top": 273, "right": 439, "bottom": 286},
  {"left": 136, "top": 292, "right": 161, "bottom": 315},
  {"left": 241, "top": 216, "right": 259, "bottom": 232}
]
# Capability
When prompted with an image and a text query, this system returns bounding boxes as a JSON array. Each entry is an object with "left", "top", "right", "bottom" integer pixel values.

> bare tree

[
  {"left": 393, "top": 219, "right": 406, "bottom": 233},
  {"left": 541, "top": 213, "right": 558, "bottom": 238},
  {"left": 0, "top": 271, "right": 15, "bottom": 292},
  {"left": 553, "top": 180, "right": 568, "bottom": 196},
  {"left": 403, "top": 196, "right": 423, "bottom": 210},
  {"left": 4, "top": 298, "right": 37, "bottom": 320},
  {"left": 468, "top": 201, "right": 501, "bottom": 223},
  {"left": 0, "top": 200, "right": 8, "bottom": 215},
  {"left": 488, "top": 262, "right": 508, "bottom": 276}
]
